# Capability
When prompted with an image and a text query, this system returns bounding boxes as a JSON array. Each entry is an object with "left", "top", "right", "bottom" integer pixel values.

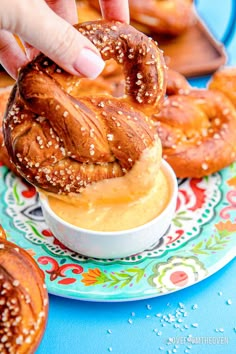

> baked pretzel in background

[
  {"left": 77, "top": 0, "right": 101, "bottom": 22},
  {"left": 208, "top": 67, "right": 236, "bottom": 107},
  {"left": 0, "top": 225, "right": 48, "bottom": 354},
  {"left": 88, "top": 0, "right": 196, "bottom": 36},
  {"left": 3, "top": 20, "right": 166, "bottom": 194},
  {"left": 152, "top": 70, "right": 236, "bottom": 178}
]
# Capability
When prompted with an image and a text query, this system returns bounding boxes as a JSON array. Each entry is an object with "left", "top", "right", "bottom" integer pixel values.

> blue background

[{"left": 37, "top": 1, "right": 236, "bottom": 353}]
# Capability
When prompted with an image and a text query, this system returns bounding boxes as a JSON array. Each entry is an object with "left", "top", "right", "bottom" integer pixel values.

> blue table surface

[{"left": 35, "top": 1, "right": 236, "bottom": 353}]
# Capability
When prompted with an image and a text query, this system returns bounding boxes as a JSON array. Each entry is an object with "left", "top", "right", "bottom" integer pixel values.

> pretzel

[
  {"left": 208, "top": 67, "right": 236, "bottom": 107},
  {"left": 152, "top": 89, "right": 236, "bottom": 177},
  {"left": 128, "top": 0, "right": 196, "bottom": 36},
  {"left": 0, "top": 86, "right": 20, "bottom": 175},
  {"left": 0, "top": 225, "right": 48, "bottom": 353},
  {"left": 3, "top": 20, "right": 166, "bottom": 194},
  {"left": 166, "top": 69, "right": 191, "bottom": 96}
]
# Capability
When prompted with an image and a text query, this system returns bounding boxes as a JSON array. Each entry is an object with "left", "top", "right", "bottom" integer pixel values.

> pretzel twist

[
  {"left": 153, "top": 89, "right": 236, "bottom": 177},
  {"left": 0, "top": 226, "right": 48, "bottom": 354},
  {"left": 3, "top": 20, "right": 166, "bottom": 194}
]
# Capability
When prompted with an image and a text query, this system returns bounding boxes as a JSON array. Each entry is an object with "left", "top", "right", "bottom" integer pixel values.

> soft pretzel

[
  {"left": 0, "top": 86, "right": 20, "bottom": 175},
  {"left": 0, "top": 226, "right": 48, "bottom": 353},
  {"left": 152, "top": 89, "right": 236, "bottom": 178},
  {"left": 166, "top": 69, "right": 191, "bottom": 96},
  {"left": 130, "top": 0, "right": 196, "bottom": 36},
  {"left": 3, "top": 20, "right": 166, "bottom": 194},
  {"left": 208, "top": 67, "right": 236, "bottom": 107}
]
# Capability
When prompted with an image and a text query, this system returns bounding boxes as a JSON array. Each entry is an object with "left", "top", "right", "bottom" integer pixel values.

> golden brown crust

[
  {"left": 3, "top": 20, "right": 166, "bottom": 194},
  {"left": 77, "top": 0, "right": 101, "bottom": 23},
  {"left": 208, "top": 67, "right": 236, "bottom": 107},
  {"left": 130, "top": 0, "right": 196, "bottom": 36},
  {"left": 0, "top": 87, "right": 20, "bottom": 175},
  {"left": 153, "top": 89, "right": 236, "bottom": 177},
  {"left": 166, "top": 69, "right": 191, "bottom": 96},
  {"left": 0, "top": 228, "right": 48, "bottom": 353}
]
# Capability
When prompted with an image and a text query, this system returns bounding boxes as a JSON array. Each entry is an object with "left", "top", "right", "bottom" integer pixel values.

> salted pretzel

[
  {"left": 208, "top": 67, "right": 236, "bottom": 107},
  {"left": 79, "top": 67, "right": 190, "bottom": 100},
  {"left": 153, "top": 89, "right": 236, "bottom": 178},
  {"left": 0, "top": 225, "right": 48, "bottom": 353},
  {"left": 3, "top": 20, "right": 166, "bottom": 194},
  {"left": 0, "top": 86, "right": 20, "bottom": 174}
]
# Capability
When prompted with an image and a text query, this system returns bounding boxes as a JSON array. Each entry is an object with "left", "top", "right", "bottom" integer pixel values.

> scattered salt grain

[
  {"left": 108, "top": 347, "right": 113, "bottom": 352},
  {"left": 131, "top": 312, "right": 135, "bottom": 317},
  {"left": 192, "top": 304, "right": 198, "bottom": 310},
  {"left": 191, "top": 323, "right": 199, "bottom": 328},
  {"left": 226, "top": 299, "right": 232, "bottom": 305},
  {"left": 155, "top": 313, "right": 162, "bottom": 317},
  {"left": 107, "top": 329, "right": 112, "bottom": 334},
  {"left": 218, "top": 291, "right": 223, "bottom": 296},
  {"left": 146, "top": 304, "right": 152, "bottom": 310},
  {"left": 128, "top": 319, "right": 133, "bottom": 324}
]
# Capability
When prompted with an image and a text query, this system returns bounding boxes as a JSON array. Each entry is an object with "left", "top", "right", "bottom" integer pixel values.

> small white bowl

[{"left": 39, "top": 160, "right": 178, "bottom": 259}]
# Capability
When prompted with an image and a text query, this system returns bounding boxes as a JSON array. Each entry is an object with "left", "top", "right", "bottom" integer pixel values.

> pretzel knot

[
  {"left": 0, "top": 231, "right": 48, "bottom": 353},
  {"left": 3, "top": 20, "right": 166, "bottom": 194},
  {"left": 153, "top": 89, "right": 236, "bottom": 178}
]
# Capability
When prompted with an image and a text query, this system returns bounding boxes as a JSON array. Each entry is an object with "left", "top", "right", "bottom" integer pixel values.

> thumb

[{"left": 1, "top": 0, "right": 105, "bottom": 78}]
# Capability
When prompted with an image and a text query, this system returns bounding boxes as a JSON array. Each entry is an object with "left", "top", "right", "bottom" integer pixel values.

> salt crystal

[{"left": 191, "top": 323, "right": 199, "bottom": 328}]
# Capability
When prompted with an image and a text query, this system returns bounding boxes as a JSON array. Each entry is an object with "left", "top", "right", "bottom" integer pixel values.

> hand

[{"left": 0, "top": 0, "right": 129, "bottom": 79}]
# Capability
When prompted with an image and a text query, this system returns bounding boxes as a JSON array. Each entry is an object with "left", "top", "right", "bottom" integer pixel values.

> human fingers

[
  {"left": 99, "top": 0, "right": 130, "bottom": 23},
  {"left": 45, "top": 0, "right": 78, "bottom": 24},
  {"left": 23, "top": 0, "right": 78, "bottom": 61},
  {"left": 0, "top": 0, "right": 105, "bottom": 78},
  {"left": 0, "top": 30, "right": 27, "bottom": 78}
]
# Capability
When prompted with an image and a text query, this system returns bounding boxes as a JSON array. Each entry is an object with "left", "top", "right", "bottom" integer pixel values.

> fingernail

[
  {"left": 74, "top": 48, "right": 105, "bottom": 79},
  {"left": 25, "top": 47, "right": 39, "bottom": 61}
]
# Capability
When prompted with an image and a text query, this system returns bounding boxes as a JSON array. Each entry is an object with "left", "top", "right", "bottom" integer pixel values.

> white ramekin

[{"left": 39, "top": 160, "right": 178, "bottom": 259}]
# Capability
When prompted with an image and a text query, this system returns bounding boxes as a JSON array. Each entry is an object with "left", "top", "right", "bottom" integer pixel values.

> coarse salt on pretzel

[
  {"left": 3, "top": 20, "right": 166, "bottom": 194},
  {"left": 0, "top": 226, "right": 48, "bottom": 353},
  {"left": 152, "top": 89, "right": 236, "bottom": 178},
  {"left": 0, "top": 86, "right": 20, "bottom": 175}
]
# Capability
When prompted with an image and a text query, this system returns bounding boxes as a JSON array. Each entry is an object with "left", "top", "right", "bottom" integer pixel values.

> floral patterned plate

[{"left": 0, "top": 161, "right": 236, "bottom": 301}]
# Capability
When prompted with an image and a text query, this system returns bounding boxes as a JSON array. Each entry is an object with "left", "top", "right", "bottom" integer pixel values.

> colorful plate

[
  {"left": 1, "top": 0, "right": 236, "bottom": 302},
  {"left": 0, "top": 163, "right": 236, "bottom": 301}
]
